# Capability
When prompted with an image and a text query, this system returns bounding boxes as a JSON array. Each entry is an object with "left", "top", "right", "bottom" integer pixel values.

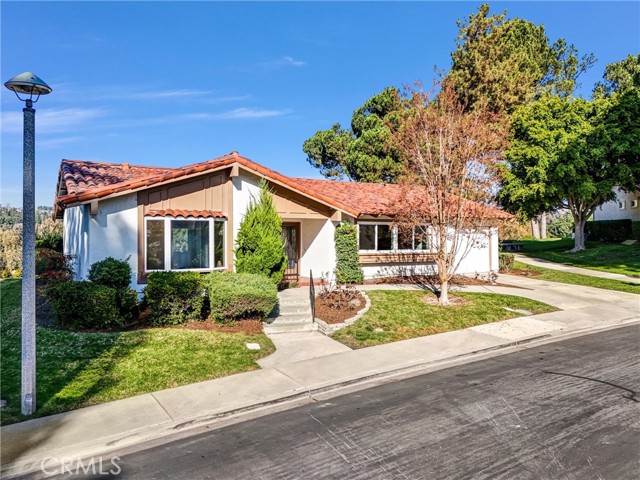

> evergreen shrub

[
  {"left": 235, "top": 180, "right": 287, "bottom": 284},
  {"left": 207, "top": 272, "right": 277, "bottom": 322},
  {"left": 144, "top": 271, "right": 205, "bottom": 326},
  {"left": 334, "top": 223, "right": 363, "bottom": 284},
  {"left": 585, "top": 219, "right": 632, "bottom": 242},
  {"left": 88, "top": 257, "right": 132, "bottom": 289},
  {"left": 46, "top": 281, "right": 124, "bottom": 330}
]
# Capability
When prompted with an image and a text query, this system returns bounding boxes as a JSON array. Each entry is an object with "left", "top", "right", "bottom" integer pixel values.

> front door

[{"left": 281, "top": 224, "right": 299, "bottom": 281}]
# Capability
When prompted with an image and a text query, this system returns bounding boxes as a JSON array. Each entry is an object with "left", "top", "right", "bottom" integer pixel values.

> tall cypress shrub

[
  {"left": 235, "top": 180, "right": 287, "bottom": 284},
  {"left": 334, "top": 223, "right": 363, "bottom": 284}
]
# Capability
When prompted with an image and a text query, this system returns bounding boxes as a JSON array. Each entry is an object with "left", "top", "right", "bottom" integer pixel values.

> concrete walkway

[
  {"left": 2, "top": 276, "right": 638, "bottom": 478},
  {"left": 515, "top": 253, "right": 640, "bottom": 284}
]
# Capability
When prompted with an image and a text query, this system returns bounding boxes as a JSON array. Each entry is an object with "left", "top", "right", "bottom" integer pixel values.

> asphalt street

[{"left": 41, "top": 325, "right": 639, "bottom": 480}]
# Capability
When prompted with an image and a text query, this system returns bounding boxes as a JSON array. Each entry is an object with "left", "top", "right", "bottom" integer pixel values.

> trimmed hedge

[
  {"left": 88, "top": 257, "right": 132, "bottom": 289},
  {"left": 334, "top": 223, "right": 363, "bottom": 284},
  {"left": 633, "top": 221, "right": 640, "bottom": 241},
  {"left": 145, "top": 271, "right": 205, "bottom": 326},
  {"left": 499, "top": 253, "right": 515, "bottom": 272},
  {"left": 207, "top": 272, "right": 277, "bottom": 322},
  {"left": 585, "top": 219, "right": 633, "bottom": 242},
  {"left": 46, "top": 281, "right": 125, "bottom": 330}
]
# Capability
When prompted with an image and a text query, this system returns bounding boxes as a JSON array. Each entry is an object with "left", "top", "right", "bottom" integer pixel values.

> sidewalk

[
  {"left": 2, "top": 276, "right": 639, "bottom": 478},
  {"left": 515, "top": 253, "right": 640, "bottom": 284}
]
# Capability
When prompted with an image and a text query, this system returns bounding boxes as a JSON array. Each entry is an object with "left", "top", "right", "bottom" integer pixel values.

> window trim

[
  {"left": 144, "top": 216, "right": 226, "bottom": 273},
  {"left": 618, "top": 200, "right": 626, "bottom": 210},
  {"left": 631, "top": 199, "right": 638, "bottom": 208},
  {"left": 357, "top": 221, "right": 433, "bottom": 253}
]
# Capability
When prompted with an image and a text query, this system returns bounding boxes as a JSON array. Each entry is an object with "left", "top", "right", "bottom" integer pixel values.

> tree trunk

[
  {"left": 531, "top": 218, "right": 540, "bottom": 239},
  {"left": 571, "top": 216, "right": 588, "bottom": 252},
  {"left": 540, "top": 212, "right": 547, "bottom": 239},
  {"left": 439, "top": 279, "right": 449, "bottom": 306}
]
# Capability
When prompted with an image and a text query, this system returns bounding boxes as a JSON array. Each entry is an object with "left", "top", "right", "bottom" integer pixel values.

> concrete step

[
  {"left": 278, "top": 306, "right": 312, "bottom": 315},
  {"left": 263, "top": 322, "right": 317, "bottom": 334},
  {"left": 267, "top": 313, "right": 312, "bottom": 323},
  {"left": 279, "top": 299, "right": 311, "bottom": 307}
]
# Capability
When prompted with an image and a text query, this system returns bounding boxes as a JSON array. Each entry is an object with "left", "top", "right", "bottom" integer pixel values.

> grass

[
  {"left": 331, "top": 290, "right": 557, "bottom": 349},
  {"left": 519, "top": 238, "right": 640, "bottom": 278},
  {"left": 0, "top": 279, "right": 275, "bottom": 425},
  {"left": 510, "top": 260, "right": 640, "bottom": 295}
]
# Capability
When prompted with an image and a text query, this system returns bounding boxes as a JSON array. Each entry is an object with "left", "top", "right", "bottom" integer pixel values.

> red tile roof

[
  {"left": 54, "top": 152, "right": 511, "bottom": 221},
  {"left": 146, "top": 209, "right": 226, "bottom": 219}
]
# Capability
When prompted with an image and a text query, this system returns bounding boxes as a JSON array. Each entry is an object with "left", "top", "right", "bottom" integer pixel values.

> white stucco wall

[
  {"left": 593, "top": 188, "right": 640, "bottom": 222},
  {"left": 84, "top": 194, "right": 139, "bottom": 288},
  {"left": 360, "top": 228, "right": 495, "bottom": 280},
  {"left": 299, "top": 219, "right": 336, "bottom": 279},
  {"left": 63, "top": 205, "right": 89, "bottom": 280}
]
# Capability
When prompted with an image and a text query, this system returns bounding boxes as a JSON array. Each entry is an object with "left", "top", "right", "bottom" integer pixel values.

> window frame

[
  {"left": 618, "top": 200, "right": 626, "bottom": 210},
  {"left": 144, "top": 216, "right": 226, "bottom": 273},
  {"left": 631, "top": 199, "right": 638, "bottom": 209},
  {"left": 357, "top": 221, "right": 433, "bottom": 253}
]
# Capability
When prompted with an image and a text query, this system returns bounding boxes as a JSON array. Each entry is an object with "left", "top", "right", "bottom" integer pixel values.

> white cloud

[
  {"left": 38, "top": 136, "right": 85, "bottom": 149},
  {"left": 1, "top": 108, "right": 107, "bottom": 134},
  {"left": 187, "top": 108, "right": 292, "bottom": 120},
  {"left": 260, "top": 56, "right": 306, "bottom": 69}
]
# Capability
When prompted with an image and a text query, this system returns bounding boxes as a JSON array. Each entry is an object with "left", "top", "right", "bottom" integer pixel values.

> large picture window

[
  {"left": 145, "top": 217, "right": 225, "bottom": 271},
  {"left": 358, "top": 223, "right": 431, "bottom": 252}
]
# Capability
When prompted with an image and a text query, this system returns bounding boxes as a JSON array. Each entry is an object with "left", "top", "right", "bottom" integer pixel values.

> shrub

[
  {"left": 144, "top": 271, "right": 205, "bottom": 326},
  {"left": 499, "top": 253, "right": 515, "bottom": 272},
  {"left": 11, "top": 268, "right": 22, "bottom": 278},
  {"left": 334, "top": 223, "right": 363, "bottom": 284},
  {"left": 547, "top": 212, "right": 574, "bottom": 238},
  {"left": 88, "top": 257, "right": 132, "bottom": 289},
  {"left": 35, "top": 218, "right": 63, "bottom": 252},
  {"left": 633, "top": 221, "right": 640, "bottom": 241},
  {"left": 35, "top": 248, "right": 73, "bottom": 280},
  {"left": 1, "top": 269, "right": 11, "bottom": 279},
  {"left": 498, "top": 218, "right": 531, "bottom": 241},
  {"left": 45, "top": 281, "right": 124, "bottom": 330},
  {"left": 234, "top": 180, "right": 287, "bottom": 284},
  {"left": 585, "top": 219, "right": 633, "bottom": 242},
  {"left": 206, "top": 271, "right": 277, "bottom": 322}
]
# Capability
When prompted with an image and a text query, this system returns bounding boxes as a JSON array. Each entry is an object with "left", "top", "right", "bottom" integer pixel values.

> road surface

[{"left": 42, "top": 325, "right": 639, "bottom": 479}]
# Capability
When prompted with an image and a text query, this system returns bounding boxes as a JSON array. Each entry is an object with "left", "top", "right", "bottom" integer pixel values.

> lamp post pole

[
  {"left": 21, "top": 98, "right": 37, "bottom": 415},
  {"left": 4, "top": 72, "right": 52, "bottom": 416}
]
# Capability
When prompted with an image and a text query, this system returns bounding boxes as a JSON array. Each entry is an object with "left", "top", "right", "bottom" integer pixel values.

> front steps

[{"left": 264, "top": 288, "right": 317, "bottom": 334}]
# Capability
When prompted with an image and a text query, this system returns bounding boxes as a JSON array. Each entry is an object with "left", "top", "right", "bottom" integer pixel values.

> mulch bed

[{"left": 315, "top": 293, "right": 366, "bottom": 324}]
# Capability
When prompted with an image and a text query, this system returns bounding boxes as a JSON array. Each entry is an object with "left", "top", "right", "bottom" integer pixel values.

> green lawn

[
  {"left": 0, "top": 279, "right": 274, "bottom": 425},
  {"left": 519, "top": 238, "right": 640, "bottom": 278},
  {"left": 510, "top": 260, "right": 640, "bottom": 295},
  {"left": 331, "top": 290, "right": 557, "bottom": 349}
]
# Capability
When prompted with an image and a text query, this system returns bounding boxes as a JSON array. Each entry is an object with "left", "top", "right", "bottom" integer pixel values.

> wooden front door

[{"left": 281, "top": 223, "right": 300, "bottom": 281}]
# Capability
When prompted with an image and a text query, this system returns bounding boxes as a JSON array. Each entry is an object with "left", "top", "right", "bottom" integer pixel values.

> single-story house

[
  {"left": 592, "top": 186, "right": 640, "bottom": 222},
  {"left": 53, "top": 152, "right": 510, "bottom": 290}
]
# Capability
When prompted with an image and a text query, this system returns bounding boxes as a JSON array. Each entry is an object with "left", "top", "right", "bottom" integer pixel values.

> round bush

[
  {"left": 88, "top": 257, "right": 132, "bottom": 289},
  {"left": 144, "top": 271, "right": 205, "bottom": 326},
  {"left": 45, "top": 281, "right": 125, "bottom": 330},
  {"left": 206, "top": 272, "right": 278, "bottom": 322}
]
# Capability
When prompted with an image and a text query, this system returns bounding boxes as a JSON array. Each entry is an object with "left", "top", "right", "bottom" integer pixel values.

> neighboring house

[
  {"left": 592, "top": 186, "right": 640, "bottom": 222},
  {"left": 53, "top": 152, "right": 509, "bottom": 290}
]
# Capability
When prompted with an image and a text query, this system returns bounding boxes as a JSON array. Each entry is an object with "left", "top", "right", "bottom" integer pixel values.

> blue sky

[{"left": 1, "top": 1, "right": 638, "bottom": 208}]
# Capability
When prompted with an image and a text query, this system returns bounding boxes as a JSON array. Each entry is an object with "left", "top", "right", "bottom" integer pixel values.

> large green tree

[
  {"left": 498, "top": 88, "right": 640, "bottom": 251},
  {"left": 302, "top": 87, "right": 405, "bottom": 183},
  {"left": 449, "top": 4, "right": 595, "bottom": 115}
]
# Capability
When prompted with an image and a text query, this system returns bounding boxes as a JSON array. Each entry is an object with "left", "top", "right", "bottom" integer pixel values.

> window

[
  {"left": 358, "top": 223, "right": 431, "bottom": 252},
  {"left": 632, "top": 199, "right": 638, "bottom": 208},
  {"left": 358, "top": 224, "right": 392, "bottom": 251},
  {"left": 618, "top": 201, "right": 626, "bottom": 210},
  {"left": 145, "top": 217, "right": 225, "bottom": 271}
]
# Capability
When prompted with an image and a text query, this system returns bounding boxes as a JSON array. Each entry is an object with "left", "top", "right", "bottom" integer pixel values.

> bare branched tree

[{"left": 391, "top": 80, "right": 509, "bottom": 305}]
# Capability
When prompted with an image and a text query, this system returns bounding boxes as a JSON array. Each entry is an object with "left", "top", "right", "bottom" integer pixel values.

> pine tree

[{"left": 235, "top": 180, "right": 287, "bottom": 284}]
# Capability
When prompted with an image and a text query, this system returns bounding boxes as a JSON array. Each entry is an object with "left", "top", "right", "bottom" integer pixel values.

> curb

[{"left": 4, "top": 317, "right": 638, "bottom": 479}]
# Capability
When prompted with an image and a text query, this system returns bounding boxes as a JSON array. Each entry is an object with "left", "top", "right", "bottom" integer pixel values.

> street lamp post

[{"left": 4, "top": 72, "right": 52, "bottom": 415}]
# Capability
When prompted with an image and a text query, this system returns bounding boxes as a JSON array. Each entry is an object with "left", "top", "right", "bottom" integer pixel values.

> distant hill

[{"left": 0, "top": 205, "right": 53, "bottom": 229}]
